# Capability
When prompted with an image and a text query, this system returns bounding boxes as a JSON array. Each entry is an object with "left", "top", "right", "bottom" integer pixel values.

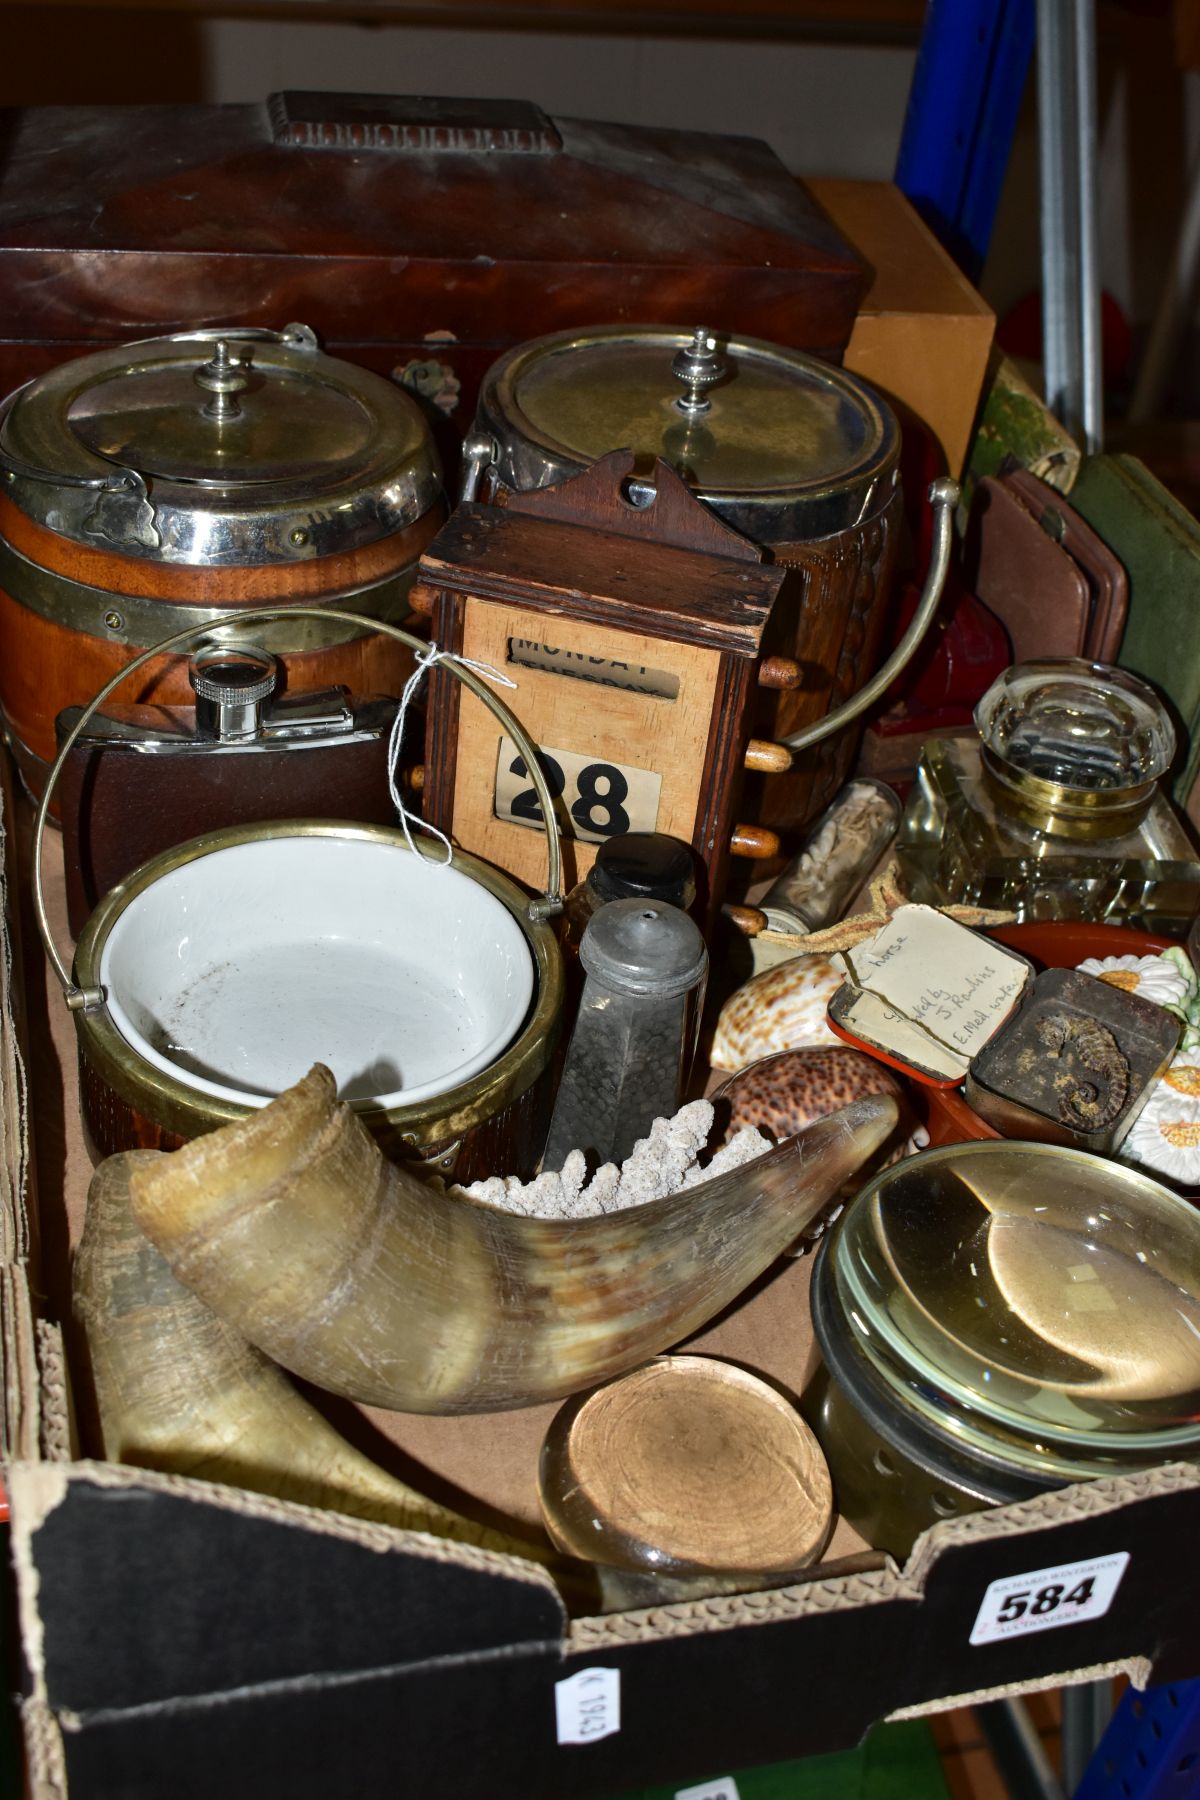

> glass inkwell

[{"left": 897, "top": 658, "right": 1200, "bottom": 930}]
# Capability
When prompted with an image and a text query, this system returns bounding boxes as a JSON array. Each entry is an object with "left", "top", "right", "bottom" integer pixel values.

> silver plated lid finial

[
  {"left": 193, "top": 340, "right": 252, "bottom": 422},
  {"left": 670, "top": 327, "right": 725, "bottom": 417}
]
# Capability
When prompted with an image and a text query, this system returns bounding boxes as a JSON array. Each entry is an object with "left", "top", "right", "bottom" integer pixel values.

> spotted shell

[
  {"left": 1122, "top": 1053, "right": 1200, "bottom": 1183},
  {"left": 712, "top": 1049, "right": 927, "bottom": 1251},
  {"left": 710, "top": 954, "right": 844, "bottom": 1074},
  {"left": 714, "top": 1046, "right": 905, "bottom": 1139}
]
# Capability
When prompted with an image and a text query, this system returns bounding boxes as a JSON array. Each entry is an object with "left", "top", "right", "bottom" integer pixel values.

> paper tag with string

[{"left": 386, "top": 641, "right": 518, "bottom": 865}]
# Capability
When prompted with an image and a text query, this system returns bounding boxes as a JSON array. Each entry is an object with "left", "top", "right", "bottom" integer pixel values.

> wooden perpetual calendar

[{"left": 414, "top": 450, "right": 797, "bottom": 918}]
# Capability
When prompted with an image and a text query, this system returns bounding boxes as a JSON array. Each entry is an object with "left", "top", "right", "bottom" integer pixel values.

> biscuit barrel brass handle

[
  {"left": 34, "top": 605, "right": 566, "bottom": 1011},
  {"left": 781, "top": 477, "right": 960, "bottom": 756}
]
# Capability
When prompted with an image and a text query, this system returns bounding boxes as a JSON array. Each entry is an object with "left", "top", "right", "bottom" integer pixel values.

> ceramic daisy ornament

[
  {"left": 1122, "top": 1051, "right": 1200, "bottom": 1183},
  {"left": 1075, "top": 948, "right": 1196, "bottom": 1023}
]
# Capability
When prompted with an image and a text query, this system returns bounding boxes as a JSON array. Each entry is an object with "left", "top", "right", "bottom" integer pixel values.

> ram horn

[
  {"left": 74, "top": 1148, "right": 552, "bottom": 1562},
  {"left": 130, "top": 1065, "right": 897, "bottom": 1416}
]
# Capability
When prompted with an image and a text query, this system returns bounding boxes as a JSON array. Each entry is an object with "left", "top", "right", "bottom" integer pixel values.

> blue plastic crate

[
  {"left": 895, "top": 0, "right": 1035, "bottom": 280},
  {"left": 1075, "top": 1682, "right": 1200, "bottom": 1800}
]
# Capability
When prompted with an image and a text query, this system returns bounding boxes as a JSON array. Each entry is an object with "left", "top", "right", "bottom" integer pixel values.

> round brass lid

[
  {"left": 538, "top": 1355, "right": 833, "bottom": 1576},
  {"left": 975, "top": 659, "right": 1175, "bottom": 841},
  {"left": 476, "top": 325, "right": 900, "bottom": 542},
  {"left": 0, "top": 325, "right": 443, "bottom": 565}
]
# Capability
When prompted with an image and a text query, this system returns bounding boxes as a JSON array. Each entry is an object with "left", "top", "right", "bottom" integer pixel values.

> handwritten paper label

[
  {"left": 834, "top": 989, "right": 971, "bottom": 1082},
  {"left": 970, "top": 1552, "right": 1129, "bottom": 1646},
  {"left": 676, "top": 1779, "right": 741, "bottom": 1800},
  {"left": 509, "top": 637, "right": 679, "bottom": 700},
  {"left": 838, "top": 905, "right": 1030, "bottom": 1080},
  {"left": 555, "top": 1667, "right": 621, "bottom": 1744},
  {"left": 494, "top": 736, "right": 661, "bottom": 844}
]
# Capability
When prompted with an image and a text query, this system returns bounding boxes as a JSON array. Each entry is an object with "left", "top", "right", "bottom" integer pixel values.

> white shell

[
  {"left": 1075, "top": 952, "right": 1194, "bottom": 1015},
  {"left": 710, "top": 954, "right": 845, "bottom": 1074},
  {"left": 1123, "top": 1052, "right": 1200, "bottom": 1181}
]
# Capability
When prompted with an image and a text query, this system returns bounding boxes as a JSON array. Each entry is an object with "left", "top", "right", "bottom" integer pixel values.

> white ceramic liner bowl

[{"left": 98, "top": 835, "right": 535, "bottom": 1110}]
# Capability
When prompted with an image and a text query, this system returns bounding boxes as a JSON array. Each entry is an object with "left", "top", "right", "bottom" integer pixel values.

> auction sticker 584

[{"left": 970, "top": 1551, "right": 1129, "bottom": 1646}]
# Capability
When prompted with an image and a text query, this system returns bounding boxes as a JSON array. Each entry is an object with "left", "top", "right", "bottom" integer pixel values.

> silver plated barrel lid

[
  {"left": 473, "top": 324, "right": 900, "bottom": 541},
  {"left": 829, "top": 1140, "right": 1200, "bottom": 1469},
  {"left": 0, "top": 324, "right": 443, "bottom": 565}
]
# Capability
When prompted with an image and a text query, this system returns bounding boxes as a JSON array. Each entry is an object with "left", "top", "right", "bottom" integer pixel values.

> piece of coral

[{"left": 456, "top": 1101, "right": 770, "bottom": 1219}]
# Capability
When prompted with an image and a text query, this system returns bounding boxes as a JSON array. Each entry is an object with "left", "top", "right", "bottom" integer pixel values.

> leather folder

[
  {"left": 965, "top": 471, "right": 1128, "bottom": 664},
  {"left": 1002, "top": 466, "right": 1128, "bottom": 660}
]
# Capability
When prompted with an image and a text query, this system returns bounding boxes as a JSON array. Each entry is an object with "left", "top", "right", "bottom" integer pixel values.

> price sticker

[
  {"left": 554, "top": 1667, "right": 621, "bottom": 1745},
  {"left": 676, "top": 1779, "right": 741, "bottom": 1800},
  {"left": 969, "top": 1551, "right": 1129, "bottom": 1646},
  {"left": 494, "top": 736, "right": 661, "bottom": 844}
]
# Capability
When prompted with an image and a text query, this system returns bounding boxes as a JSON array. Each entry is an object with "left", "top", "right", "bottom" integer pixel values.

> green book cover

[
  {"left": 964, "top": 351, "right": 1081, "bottom": 513},
  {"left": 1070, "top": 452, "right": 1200, "bottom": 805}
]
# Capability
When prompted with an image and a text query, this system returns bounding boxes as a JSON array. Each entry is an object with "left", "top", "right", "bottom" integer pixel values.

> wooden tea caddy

[
  {"left": 0, "top": 94, "right": 866, "bottom": 426},
  {"left": 414, "top": 451, "right": 799, "bottom": 923}
]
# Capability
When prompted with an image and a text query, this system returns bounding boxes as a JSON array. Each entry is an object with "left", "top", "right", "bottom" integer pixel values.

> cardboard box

[
  {"left": 6, "top": 784, "right": 1200, "bottom": 1800},
  {"left": 12, "top": 1459, "right": 1200, "bottom": 1800},
  {"left": 809, "top": 180, "right": 996, "bottom": 481}
]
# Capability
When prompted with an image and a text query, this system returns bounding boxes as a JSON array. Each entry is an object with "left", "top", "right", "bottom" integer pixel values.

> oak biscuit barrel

[
  {"left": 466, "top": 324, "right": 903, "bottom": 836},
  {"left": 0, "top": 324, "right": 445, "bottom": 798}
]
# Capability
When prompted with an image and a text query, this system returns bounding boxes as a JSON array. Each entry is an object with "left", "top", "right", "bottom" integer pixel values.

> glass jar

[
  {"left": 559, "top": 833, "right": 697, "bottom": 963},
  {"left": 806, "top": 1139, "right": 1200, "bottom": 1555},
  {"left": 897, "top": 659, "right": 1200, "bottom": 931}
]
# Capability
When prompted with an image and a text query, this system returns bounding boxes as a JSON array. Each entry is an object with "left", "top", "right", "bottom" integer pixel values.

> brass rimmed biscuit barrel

[
  {"left": 35, "top": 611, "right": 566, "bottom": 1185},
  {"left": 0, "top": 324, "right": 445, "bottom": 798},
  {"left": 464, "top": 324, "right": 905, "bottom": 832},
  {"left": 70, "top": 820, "right": 564, "bottom": 1184}
]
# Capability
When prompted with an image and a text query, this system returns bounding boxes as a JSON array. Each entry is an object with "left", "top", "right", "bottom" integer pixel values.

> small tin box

[
  {"left": 965, "top": 965, "right": 1181, "bottom": 1154},
  {"left": 827, "top": 903, "right": 1035, "bottom": 1085},
  {"left": 827, "top": 904, "right": 1181, "bottom": 1153}
]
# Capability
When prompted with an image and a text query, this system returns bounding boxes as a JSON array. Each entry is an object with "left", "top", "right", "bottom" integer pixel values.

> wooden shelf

[{"left": 11, "top": 0, "right": 927, "bottom": 38}]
